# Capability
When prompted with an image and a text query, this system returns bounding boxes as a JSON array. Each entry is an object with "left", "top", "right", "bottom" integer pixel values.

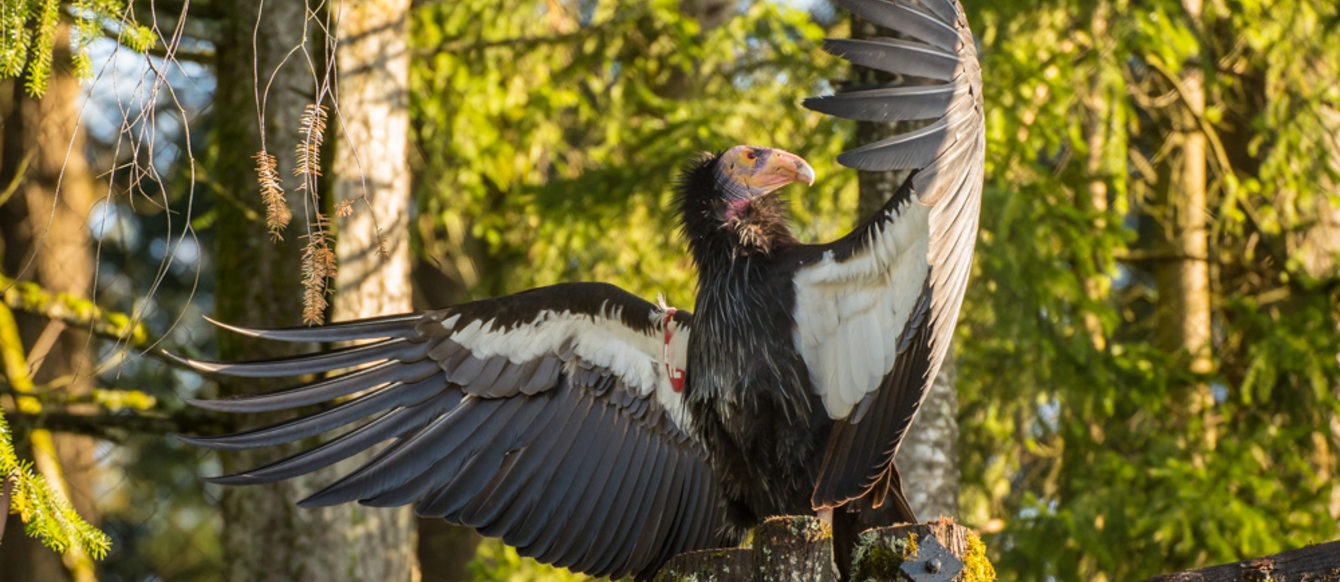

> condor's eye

[{"left": 744, "top": 150, "right": 757, "bottom": 161}]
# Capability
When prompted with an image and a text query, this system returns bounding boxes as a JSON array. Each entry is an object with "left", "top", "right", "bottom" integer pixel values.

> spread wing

[
  {"left": 796, "top": 0, "right": 984, "bottom": 511},
  {"left": 174, "top": 282, "right": 725, "bottom": 580}
]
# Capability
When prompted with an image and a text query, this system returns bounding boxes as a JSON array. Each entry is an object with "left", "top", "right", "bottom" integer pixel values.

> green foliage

[
  {"left": 956, "top": 0, "right": 1340, "bottom": 579},
  {"left": 0, "top": 297, "right": 110, "bottom": 561},
  {"left": 467, "top": 538, "right": 586, "bottom": 582},
  {"left": 411, "top": 0, "right": 855, "bottom": 307},
  {"left": 0, "top": 413, "right": 111, "bottom": 559},
  {"left": 0, "top": 0, "right": 154, "bottom": 96}
]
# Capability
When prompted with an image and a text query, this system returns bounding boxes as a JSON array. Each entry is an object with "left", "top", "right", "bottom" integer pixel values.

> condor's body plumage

[{"left": 176, "top": 0, "right": 984, "bottom": 579}]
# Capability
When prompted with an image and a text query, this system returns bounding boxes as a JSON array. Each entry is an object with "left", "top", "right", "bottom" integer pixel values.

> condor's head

[{"left": 679, "top": 145, "right": 815, "bottom": 256}]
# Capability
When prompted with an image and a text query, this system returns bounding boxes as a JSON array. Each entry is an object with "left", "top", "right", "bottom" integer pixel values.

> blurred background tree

[{"left": 0, "top": 0, "right": 1336, "bottom": 581}]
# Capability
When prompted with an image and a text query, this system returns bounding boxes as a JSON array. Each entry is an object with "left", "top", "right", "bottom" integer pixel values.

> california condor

[{"left": 175, "top": 0, "right": 983, "bottom": 578}]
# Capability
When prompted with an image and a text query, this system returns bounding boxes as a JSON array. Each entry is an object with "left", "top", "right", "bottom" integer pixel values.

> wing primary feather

[
  {"left": 179, "top": 377, "right": 446, "bottom": 450},
  {"left": 204, "top": 314, "right": 425, "bottom": 342},
  {"left": 836, "top": 116, "right": 949, "bottom": 171},
  {"left": 424, "top": 400, "right": 553, "bottom": 519},
  {"left": 186, "top": 359, "right": 441, "bottom": 413},
  {"left": 836, "top": 0, "right": 960, "bottom": 50},
  {"left": 301, "top": 395, "right": 516, "bottom": 508},
  {"left": 169, "top": 338, "right": 432, "bottom": 378},
  {"left": 203, "top": 391, "right": 457, "bottom": 486},
  {"left": 821, "top": 38, "right": 956, "bottom": 81},
  {"left": 804, "top": 84, "right": 957, "bottom": 123},
  {"left": 916, "top": 0, "right": 959, "bottom": 23}
]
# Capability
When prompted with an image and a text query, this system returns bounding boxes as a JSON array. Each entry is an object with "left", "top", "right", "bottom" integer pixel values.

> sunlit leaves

[
  {"left": 411, "top": 0, "right": 853, "bottom": 305},
  {"left": 957, "top": 0, "right": 1340, "bottom": 579},
  {"left": 0, "top": 0, "right": 153, "bottom": 97}
]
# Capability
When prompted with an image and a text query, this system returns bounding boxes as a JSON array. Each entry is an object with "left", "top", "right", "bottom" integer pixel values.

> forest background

[{"left": 0, "top": 0, "right": 1337, "bottom": 581}]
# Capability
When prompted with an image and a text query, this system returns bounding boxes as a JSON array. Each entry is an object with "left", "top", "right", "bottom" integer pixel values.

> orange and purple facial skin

[{"left": 714, "top": 145, "right": 816, "bottom": 201}]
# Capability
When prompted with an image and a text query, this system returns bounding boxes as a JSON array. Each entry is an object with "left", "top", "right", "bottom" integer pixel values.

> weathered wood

[
  {"left": 849, "top": 518, "right": 993, "bottom": 582},
  {"left": 753, "top": 516, "right": 837, "bottom": 582},
  {"left": 655, "top": 548, "right": 754, "bottom": 581},
  {"left": 653, "top": 516, "right": 994, "bottom": 582},
  {"left": 1139, "top": 540, "right": 1340, "bottom": 582}
]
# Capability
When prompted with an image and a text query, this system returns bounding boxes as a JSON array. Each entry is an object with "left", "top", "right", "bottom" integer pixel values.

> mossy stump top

[{"left": 654, "top": 516, "right": 995, "bottom": 582}]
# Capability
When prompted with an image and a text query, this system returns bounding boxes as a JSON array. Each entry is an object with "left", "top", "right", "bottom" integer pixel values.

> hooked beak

[{"left": 754, "top": 150, "right": 815, "bottom": 190}]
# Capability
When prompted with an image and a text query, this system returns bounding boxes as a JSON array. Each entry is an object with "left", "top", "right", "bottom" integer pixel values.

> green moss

[
  {"left": 961, "top": 531, "right": 997, "bottom": 582},
  {"left": 0, "top": 274, "right": 148, "bottom": 345},
  {"left": 850, "top": 531, "right": 919, "bottom": 580}
]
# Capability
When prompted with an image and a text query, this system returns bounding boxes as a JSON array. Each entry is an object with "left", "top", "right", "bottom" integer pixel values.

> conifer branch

[{"left": 254, "top": 150, "right": 291, "bottom": 239}]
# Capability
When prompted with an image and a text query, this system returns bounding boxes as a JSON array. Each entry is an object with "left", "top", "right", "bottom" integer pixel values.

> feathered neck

[{"left": 676, "top": 153, "right": 797, "bottom": 265}]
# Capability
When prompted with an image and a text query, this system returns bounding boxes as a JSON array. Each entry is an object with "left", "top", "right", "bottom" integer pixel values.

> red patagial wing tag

[{"left": 662, "top": 308, "right": 686, "bottom": 393}]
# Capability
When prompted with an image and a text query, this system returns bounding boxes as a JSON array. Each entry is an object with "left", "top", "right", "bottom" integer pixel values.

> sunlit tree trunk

[
  {"left": 1154, "top": 0, "right": 1216, "bottom": 445},
  {"left": 328, "top": 0, "right": 418, "bottom": 579},
  {"left": 1307, "top": 104, "right": 1340, "bottom": 525},
  {"left": 0, "top": 31, "right": 99, "bottom": 582}
]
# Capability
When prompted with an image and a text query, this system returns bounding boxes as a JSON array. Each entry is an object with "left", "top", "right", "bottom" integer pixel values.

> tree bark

[
  {"left": 654, "top": 517, "right": 991, "bottom": 581},
  {"left": 328, "top": 0, "right": 418, "bottom": 579},
  {"left": 1153, "top": 0, "right": 1216, "bottom": 444},
  {"left": 0, "top": 29, "right": 99, "bottom": 582},
  {"left": 1139, "top": 539, "right": 1340, "bottom": 582},
  {"left": 897, "top": 356, "right": 961, "bottom": 520},
  {"left": 212, "top": 1, "right": 416, "bottom": 580}
]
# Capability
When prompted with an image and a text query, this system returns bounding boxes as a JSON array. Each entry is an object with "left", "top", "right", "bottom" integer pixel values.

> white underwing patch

[
  {"left": 441, "top": 301, "right": 692, "bottom": 431},
  {"left": 792, "top": 195, "right": 933, "bottom": 419}
]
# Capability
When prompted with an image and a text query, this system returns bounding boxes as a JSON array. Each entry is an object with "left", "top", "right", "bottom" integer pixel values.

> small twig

[
  {"left": 0, "top": 151, "right": 35, "bottom": 208},
  {"left": 0, "top": 273, "right": 151, "bottom": 347},
  {"left": 6, "top": 408, "right": 235, "bottom": 440}
]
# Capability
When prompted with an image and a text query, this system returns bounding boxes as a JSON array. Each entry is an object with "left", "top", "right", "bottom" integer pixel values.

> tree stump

[
  {"left": 753, "top": 516, "right": 837, "bottom": 581},
  {"left": 653, "top": 516, "right": 995, "bottom": 581},
  {"left": 654, "top": 548, "right": 753, "bottom": 582}
]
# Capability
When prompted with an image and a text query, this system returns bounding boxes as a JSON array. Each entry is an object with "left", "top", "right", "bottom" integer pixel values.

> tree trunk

[
  {"left": 1154, "top": 0, "right": 1215, "bottom": 444},
  {"left": 0, "top": 30, "right": 99, "bottom": 582},
  {"left": 850, "top": 14, "right": 960, "bottom": 521},
  {"left": 897, "top": 357, "right": 961, "bottom": 520},
  {"left": 328, "top": 0, "right": 418, "bottom": 579},
  {"left": 1080, "top": 1, "right": 1113, "bottom": 351},
  {"left": 212, "top": 1, "right": 415, "bottom": 579}
]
